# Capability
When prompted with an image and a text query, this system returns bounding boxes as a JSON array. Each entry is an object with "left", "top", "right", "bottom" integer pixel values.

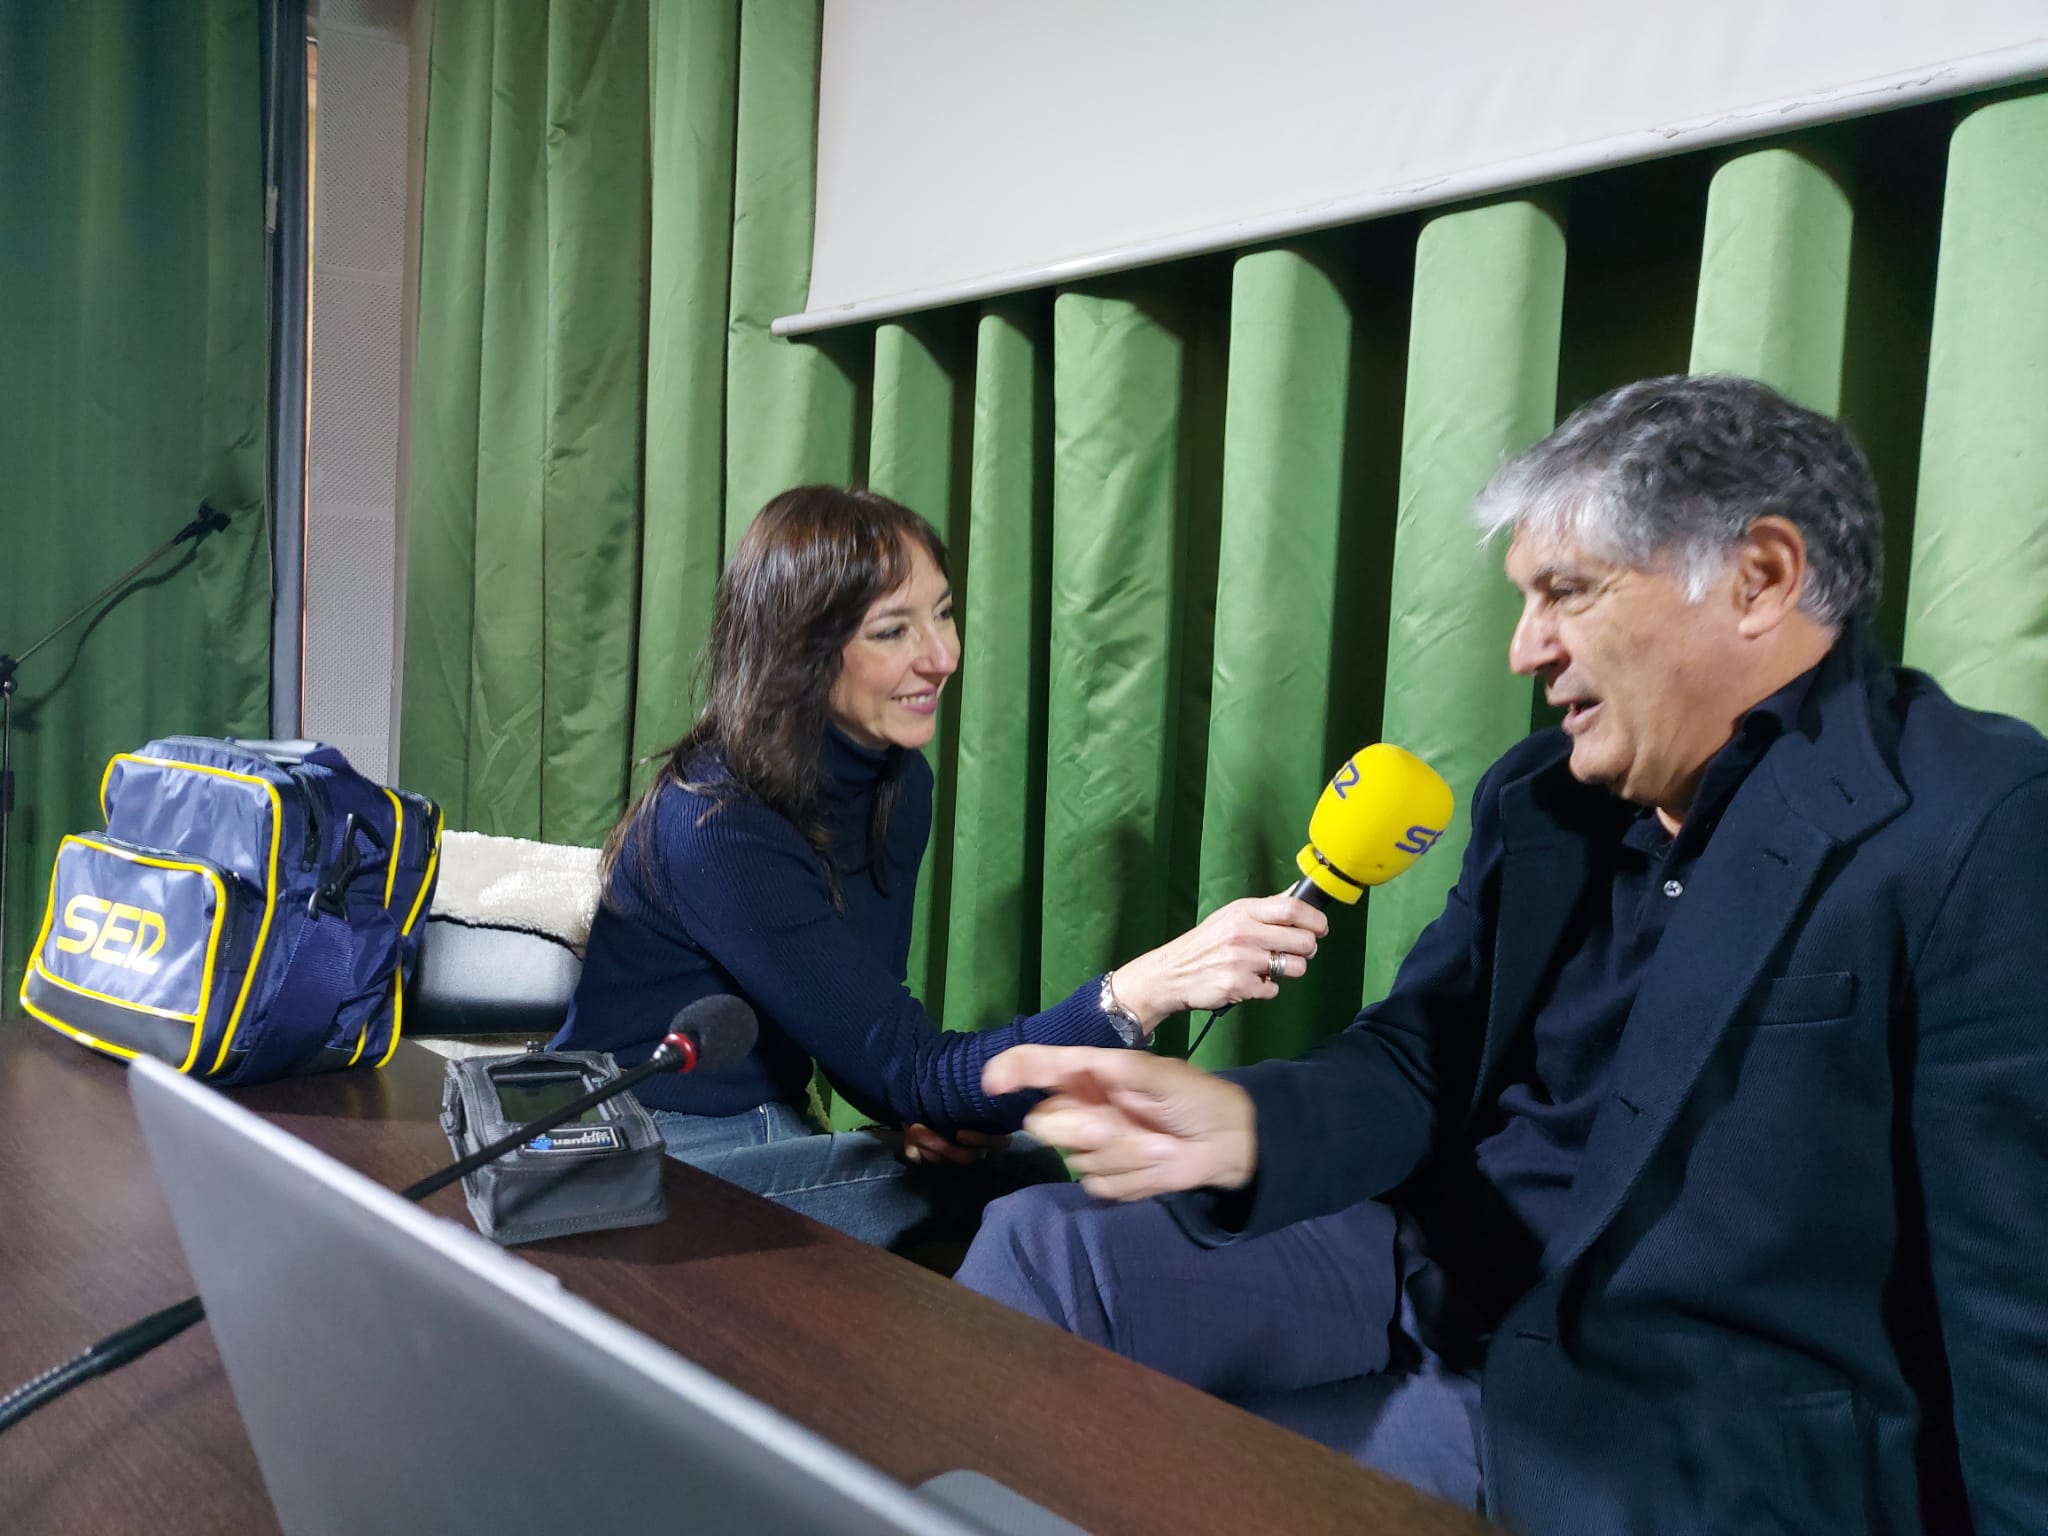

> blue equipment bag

[{"left": 19, "top": 737, "right": 442, "bottom": 1086}]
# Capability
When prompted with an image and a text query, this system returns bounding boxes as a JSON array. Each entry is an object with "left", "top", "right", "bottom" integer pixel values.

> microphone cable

[
  {"left": 0, "top": 1297, "right": 205, "bottom": 1434},
  {"left": 0, "top": 1016, "right": 742, "bottom": 1436}
]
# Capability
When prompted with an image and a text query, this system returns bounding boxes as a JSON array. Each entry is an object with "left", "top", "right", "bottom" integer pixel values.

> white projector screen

[{"left": 779, "top": 0, "right": 2048, "bottom": 335}]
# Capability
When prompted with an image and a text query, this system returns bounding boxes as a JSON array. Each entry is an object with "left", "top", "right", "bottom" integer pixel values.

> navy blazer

[{"left": 1215, "top": 637, "right": 2048, "bottom": 1534}]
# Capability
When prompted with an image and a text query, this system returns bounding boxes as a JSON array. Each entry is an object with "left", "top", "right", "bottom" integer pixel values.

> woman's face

[{"left": 826, "top": 540, "right": 959, "bottom": 751}]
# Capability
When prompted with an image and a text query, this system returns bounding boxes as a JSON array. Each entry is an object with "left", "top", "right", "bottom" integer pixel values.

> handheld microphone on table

[
  {"left": 1189, "top": 744, "right": 1454, "bottom": 1056},
  {"left": 0, "top": 995, "right": 759, "bottom": 1437}
]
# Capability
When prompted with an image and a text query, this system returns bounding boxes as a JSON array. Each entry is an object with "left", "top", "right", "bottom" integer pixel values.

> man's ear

[{"left": 1733, "top": 516, "right": 1808, "bottom": 638}]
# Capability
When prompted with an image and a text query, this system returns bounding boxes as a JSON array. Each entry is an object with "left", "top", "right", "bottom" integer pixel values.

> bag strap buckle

[{"left": 308, "top": 811, "right": 388, "bottom": 919}]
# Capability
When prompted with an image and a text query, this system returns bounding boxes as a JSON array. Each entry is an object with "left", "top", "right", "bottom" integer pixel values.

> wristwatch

[{"left": 1099, "top": 970, "right": 1149, "bottom": 1047}]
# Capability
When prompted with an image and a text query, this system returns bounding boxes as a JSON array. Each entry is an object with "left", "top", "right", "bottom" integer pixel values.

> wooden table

[{"left": 0, "top": 1024, "right": 1491, "bottom": 1534}]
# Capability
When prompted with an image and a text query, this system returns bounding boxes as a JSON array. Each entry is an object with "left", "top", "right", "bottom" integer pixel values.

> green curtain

[
  {"left": 1691, "top": 144, "right": 1853, "bottom": 413},
  {"left": 842, "top": 313, "right": 972, "bottom": 1125},
  {"left": 631, "top": 0, "right": 739, "bottom": 768},
  {"left": 1192, "top": 246, "right": 1362, "bottom": 1066},
  {"left": 1362, "top": 198, "right": 1565, "bottom": 1004},
  {"left": 402, "top": 0, "right": 648, "bottom": 842},
  {"left": 866, "top": 315, "right": 973, "bottom": 1019},
  {"left": 405, "top": 0, "right": 861, "bottom": 836},
  {"left": 0, "top": 0, "right": 271, "bottom": 1009},
  {"left": 1036, "top": 273, "right": 1228, "bottom": 1039},
  {"left": 1903, "top": 90, "right": 2048, "bottom": 723},
  {"left": 941, "top": 301, "right": 1053, "bottom": 1035},
  {"left": 404, "top": 9, "right": 2048, "bottom": 1077},
  {"left": 722, "top": 0, "right": 862, "bottom": 545},
  {"left": 1192, "top": 231, "right": 1408, "bottom": 1063}
]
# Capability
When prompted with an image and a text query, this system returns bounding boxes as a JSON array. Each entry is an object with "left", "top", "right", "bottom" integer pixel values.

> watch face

[{"left": 1099, "top": 976, "right": 1144, "bottom": 1046}]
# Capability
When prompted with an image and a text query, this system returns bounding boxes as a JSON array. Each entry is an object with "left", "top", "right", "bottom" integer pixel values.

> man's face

[{"left": 1504, "top": 525, "right": 1748, "bottom": 821}]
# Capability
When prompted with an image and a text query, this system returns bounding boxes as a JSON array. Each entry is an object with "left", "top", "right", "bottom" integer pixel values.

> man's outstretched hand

[{"left": 983, "top": 1046, "right": 1258, "bottom": 1201}]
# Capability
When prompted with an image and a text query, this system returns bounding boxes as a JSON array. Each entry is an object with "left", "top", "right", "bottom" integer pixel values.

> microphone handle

[
  {"left": 401, "top": 1033, "right": 692, "bottom": 1202},
  {"left": 1286, "top": 874, "right": 1335, "bottom": 910},
  {"left": 1190, "top": 877, "right": 1337, "bottom": 1049}
]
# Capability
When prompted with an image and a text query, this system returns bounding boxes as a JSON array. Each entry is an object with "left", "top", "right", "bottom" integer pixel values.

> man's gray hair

[{"left": 1473, "top": 375, "right": 1884, "bottom": 627}]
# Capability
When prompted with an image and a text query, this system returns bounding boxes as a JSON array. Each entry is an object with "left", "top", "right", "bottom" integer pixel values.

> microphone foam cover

[
  {"left": 667, "top": 994, "right": 759, "bottom": 1074},
  {"left": 1295, "top": 743, "right": 1455, "bottom": 904}
]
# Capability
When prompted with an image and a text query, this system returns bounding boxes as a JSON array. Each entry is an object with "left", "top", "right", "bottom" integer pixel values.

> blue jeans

[
  {"left": 651, "top": 1102, "right": 1071, "bottom": 1254},
  {"left": 955, "top": 1184, "right": 1484, "bottom": 1510}
]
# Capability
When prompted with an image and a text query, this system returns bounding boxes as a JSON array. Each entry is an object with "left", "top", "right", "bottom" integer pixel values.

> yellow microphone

[
  {"left": 1289, "top": 743, "right": 1455, "bottom": 909},
  {"left": 1193, "top": 745, "right": 1453, "bottom": 1049}
]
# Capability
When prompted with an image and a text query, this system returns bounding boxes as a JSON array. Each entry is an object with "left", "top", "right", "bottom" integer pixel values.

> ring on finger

[{"left": 1267, "top": 951, "right": 1289, "bottom": 983}]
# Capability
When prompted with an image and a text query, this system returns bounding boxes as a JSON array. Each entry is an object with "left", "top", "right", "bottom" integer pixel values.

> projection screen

[{"left": 777, "top": 0, "right": 2048, "bottom": 335}]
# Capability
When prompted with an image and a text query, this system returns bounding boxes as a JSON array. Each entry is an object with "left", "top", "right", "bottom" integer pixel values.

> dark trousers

[{"left": 955, "top": 1184, "right": 1485, "bottom": 1509}]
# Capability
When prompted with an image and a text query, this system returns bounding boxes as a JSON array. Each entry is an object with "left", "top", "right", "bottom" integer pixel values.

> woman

[{"left": 554, "top": 485, "right": 1324, "bottom": 1250}]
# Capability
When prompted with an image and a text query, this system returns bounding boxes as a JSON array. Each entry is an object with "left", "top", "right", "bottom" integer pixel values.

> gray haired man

[{"left": 960, "top": 375, "right": 2048, "bottom": 1534}]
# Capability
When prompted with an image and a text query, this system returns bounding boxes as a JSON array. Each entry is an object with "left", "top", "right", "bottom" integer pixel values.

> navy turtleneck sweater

[{"left": 554, "top": 726, "right": 1122, "bottom": 1132}]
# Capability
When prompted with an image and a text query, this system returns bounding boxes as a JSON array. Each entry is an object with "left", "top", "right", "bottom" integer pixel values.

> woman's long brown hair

[{"left": 600, "top": 485, "right": 949, "bottom": 908}]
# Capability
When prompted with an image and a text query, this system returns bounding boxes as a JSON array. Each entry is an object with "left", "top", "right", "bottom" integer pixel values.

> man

[{"left": 957, "top": 376, "right": 2048, "bottom": 1533}]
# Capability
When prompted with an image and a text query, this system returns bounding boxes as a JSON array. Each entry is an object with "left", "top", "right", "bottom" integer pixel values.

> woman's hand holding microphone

[
  {"left": 1106, "top": 893, "right": 1328, "bottom": 1035},
  {"left": 939, "top": 894, "right": 1320, "bottom": 1191}
]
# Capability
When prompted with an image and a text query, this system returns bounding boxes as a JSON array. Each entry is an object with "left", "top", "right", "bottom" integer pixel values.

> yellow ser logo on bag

[{"left": 54, "top": 895, "right": 168, "bottom": 975}]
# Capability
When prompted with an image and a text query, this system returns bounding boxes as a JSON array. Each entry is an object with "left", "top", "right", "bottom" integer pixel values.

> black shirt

[{"left": 1465, "top": 661, "right": 1822, "bottom": 1296}]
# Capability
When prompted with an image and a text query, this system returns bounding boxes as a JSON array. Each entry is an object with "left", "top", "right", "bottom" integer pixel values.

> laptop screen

[{"left": 128, "top": 1058, "right": 1038, "bottom": 1536}]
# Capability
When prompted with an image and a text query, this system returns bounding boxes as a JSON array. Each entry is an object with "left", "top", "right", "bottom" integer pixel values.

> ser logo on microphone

[
  {"left": 1392, "top": 824, "right": 1444, "bottom": 856},
  {"left": 1329, "top": 760, "right": 1362, "bottom": 798}
]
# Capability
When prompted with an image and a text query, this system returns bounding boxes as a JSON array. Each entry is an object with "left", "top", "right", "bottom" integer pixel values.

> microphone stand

[
  {"left": 0, "top": 503, "right": 230, "bottom": 1005},
  {"left": 0, "top": 1028, "right": 701, "bottom": 1435}
]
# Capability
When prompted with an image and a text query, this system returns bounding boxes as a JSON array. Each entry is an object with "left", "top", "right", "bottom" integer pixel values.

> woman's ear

[{"left": 1733, "top": 516, "right": 1808, "bottom": 638}]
